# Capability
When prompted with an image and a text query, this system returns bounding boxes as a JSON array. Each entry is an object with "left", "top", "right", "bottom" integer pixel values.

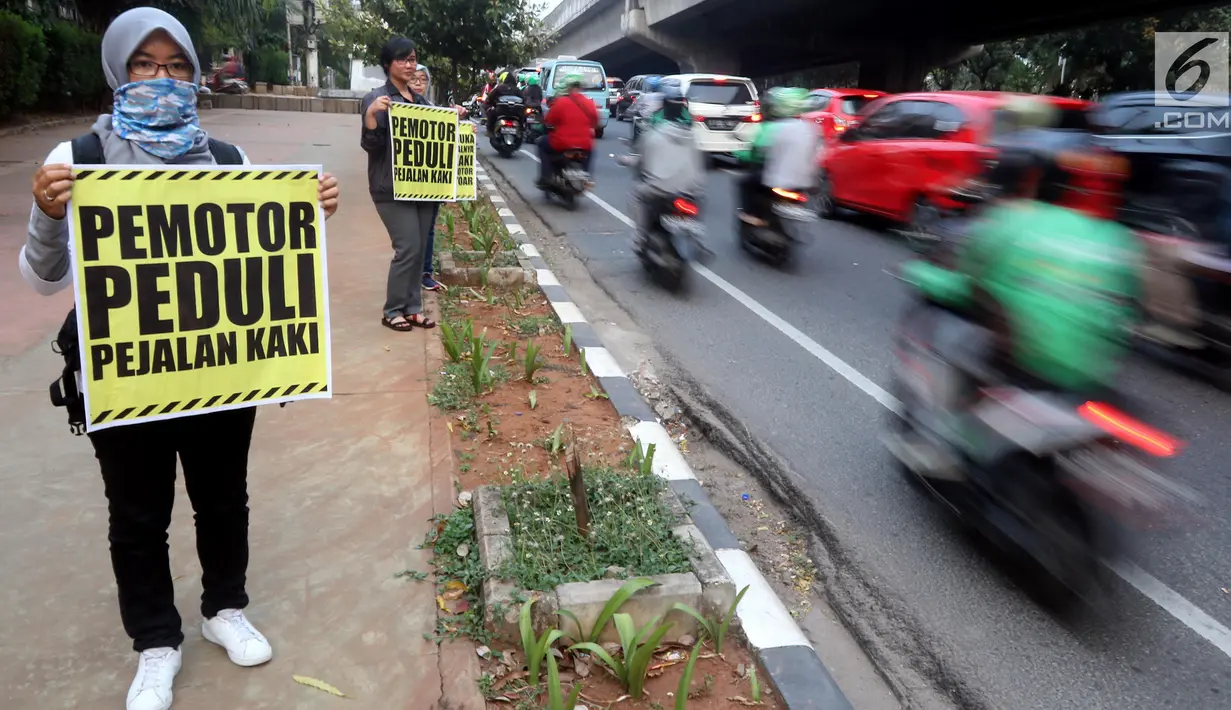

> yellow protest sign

[
  {"left": 389, "top": 102, "right": 458, "bottom": 201},
  {"left": 456, "top": 123, "right": 476, "bottom": 201},
  {"left": 68, "top": 165, "right": 332, "bottom": 431}
]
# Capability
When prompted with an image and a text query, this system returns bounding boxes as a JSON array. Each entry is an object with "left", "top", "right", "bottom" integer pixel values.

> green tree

[
  {"left": 926, "top": 4, "right": 1231, "bottom": 98},
  {"left": 331, "top": 0, "right": 551, "bottom": 100}
]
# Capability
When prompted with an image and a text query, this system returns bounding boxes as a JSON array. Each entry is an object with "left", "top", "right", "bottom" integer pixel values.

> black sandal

[
  {"left": 382, "top": 316, "right": 414, "bottom": 332},
  {"left": 408, "top": 313, "right": 437, "bottom": 329}
]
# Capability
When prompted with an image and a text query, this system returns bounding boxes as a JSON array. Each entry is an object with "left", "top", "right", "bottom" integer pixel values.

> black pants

[
  {"left": 89, "top": 407, "right": 257, "bottom": 651},
  {"left": 739, "top": 166, "right": 768, "bottom": 219},
  {"left": 537, "top": 136, "right": 592, "bottom": 183}
]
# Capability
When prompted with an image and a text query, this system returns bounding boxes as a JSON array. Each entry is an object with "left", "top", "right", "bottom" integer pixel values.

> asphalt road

[{"left": 476, "top": 120, "right": 1231, "bottom": 709}]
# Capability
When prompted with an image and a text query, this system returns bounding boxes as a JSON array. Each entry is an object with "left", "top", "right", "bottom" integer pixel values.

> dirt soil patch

[{"left": 425, "top": 200, "right": 784, "bottom": 710}]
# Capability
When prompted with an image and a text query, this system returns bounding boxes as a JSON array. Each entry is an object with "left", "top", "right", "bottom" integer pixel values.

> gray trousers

[{"left": 375, "top": 201, "right": 436, "bottom": 319}]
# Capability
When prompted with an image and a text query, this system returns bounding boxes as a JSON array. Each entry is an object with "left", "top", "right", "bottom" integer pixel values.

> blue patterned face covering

[{"left": 111, "top": 78, "right": 204, "bottom": 159}]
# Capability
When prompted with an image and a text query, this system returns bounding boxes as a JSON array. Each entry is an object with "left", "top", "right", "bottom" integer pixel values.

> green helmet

[
  {"left": 527, "top": 74, "right": 539, "bottom": 86},
  {"left": 765, "top": 86, "right": 810, "bottom": 118},
  {"left": 564, "top": 73, "right": 583, "bottom": 88}
]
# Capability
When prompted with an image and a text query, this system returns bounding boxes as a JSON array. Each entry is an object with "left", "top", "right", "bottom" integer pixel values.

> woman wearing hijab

[
  {"left": 22, "top": 8, "right": 340, "bottom": 710},
  {"left": 410, "top": 63, "right": 444, "bottom": 292}
]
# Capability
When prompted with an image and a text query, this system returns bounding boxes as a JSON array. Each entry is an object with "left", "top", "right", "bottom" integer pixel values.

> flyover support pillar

[{"left": 622, "top": 0, "right": 740, "bottom": 76}]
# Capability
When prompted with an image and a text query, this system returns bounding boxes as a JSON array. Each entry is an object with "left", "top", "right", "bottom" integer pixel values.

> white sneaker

[
  {"left": 202, "top": 609, "right": 273, "bottom": 667},
  {"left": 127, "top": 647, "right": 181, "bottom": 710}
]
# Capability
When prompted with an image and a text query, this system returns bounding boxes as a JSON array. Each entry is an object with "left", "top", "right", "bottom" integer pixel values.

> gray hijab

[
  {"left": 93, "top": 7, "right": 214, "bottom": 165},
  {"left": 416, "top": 64, "right": 435, "bottom": 106}
]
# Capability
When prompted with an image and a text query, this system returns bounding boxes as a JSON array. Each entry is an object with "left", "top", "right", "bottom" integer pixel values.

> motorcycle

[
  {"left": 540, "top": 149, "right": 590, "bottom": 208},
  {"left": 738, "top": 186, "right": 816, "bottom": 266},
  {"left": 884, "top": 294, "right": 1197, "bottom": 607},
  {"left": 1130, "top": 235, "right": 1231, "bottom": 389},
  {"left": 522, "top": 104, "right": 546, "bottom": 145},
  {"left": 206, "top": 70, "right": 249, "bottom": 95},
  {"left": 489, "top": 96, "right": 525, "bottom": 158},
  {"left": 635, "top": 192, "right": 706, "bottom": 292}
]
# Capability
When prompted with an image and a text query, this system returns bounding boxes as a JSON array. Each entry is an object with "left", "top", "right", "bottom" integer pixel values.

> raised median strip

[{"left": 474, "top": 159, "right": 857, "bottom": 710}]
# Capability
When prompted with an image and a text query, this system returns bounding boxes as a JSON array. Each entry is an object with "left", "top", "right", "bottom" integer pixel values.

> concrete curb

[
  {"left": 0, "top": 114, "right": 96, "bottom": 138},
  {"left": 473, "top": 161, "right": 855, "bottom": 710}
]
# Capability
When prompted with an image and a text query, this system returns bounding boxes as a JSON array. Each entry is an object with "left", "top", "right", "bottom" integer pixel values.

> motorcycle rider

[
  {"left": 525, "top": 73, "right": 543, "bottom": 109},
  {"left": 536, "top": 73, "right": 597, "bottom": 189},
  {"left": 485, "top": 71, "right": 523, "bottom": 135},
  {"left": 899, "top": 98, "right": 1142, "bottom": 434},
  {"left": 630, "top": 75, "right": 663, "bottom": 149},
  {"left": 734, "top": 87, "right": 819, "bottom": 227},
  {"left": 625, "top": 80, "right": 707, "bottom": 253}
]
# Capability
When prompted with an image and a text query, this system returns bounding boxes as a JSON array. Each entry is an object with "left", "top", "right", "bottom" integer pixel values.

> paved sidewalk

[{"left": 0, "top": 111, "right": 478, "bottom": 710}]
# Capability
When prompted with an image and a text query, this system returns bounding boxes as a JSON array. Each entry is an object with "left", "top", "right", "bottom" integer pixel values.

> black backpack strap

[
  {"left": 73, "top": 133, "right": 243, "bottom": 166},
  {"left": 71, "top": 133, "right": 105, "bottom": 164},
  {"left": 207, "top": 138, "right": 244, "bottom": 165}
]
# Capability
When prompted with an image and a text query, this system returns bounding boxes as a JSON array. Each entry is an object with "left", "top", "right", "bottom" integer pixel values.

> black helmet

[{"left": 660, "top": 79, "right": 688, "bottom": 123}]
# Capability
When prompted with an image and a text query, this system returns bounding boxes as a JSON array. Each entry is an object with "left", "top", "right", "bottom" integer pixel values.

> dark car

[
  {"left": 615, "top": 74, "right": 660, "bottom": 121},
  {"left": 1090, "top": 91, "right": 1231, "bottom": 240}
]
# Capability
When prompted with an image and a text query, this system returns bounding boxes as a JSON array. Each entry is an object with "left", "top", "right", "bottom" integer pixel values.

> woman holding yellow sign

[
  {"left": 21, "top": 8, "right": 340, "bottom": 710},
  {"left": 360, "top": 37, "right": 466, "bottom": 332}
]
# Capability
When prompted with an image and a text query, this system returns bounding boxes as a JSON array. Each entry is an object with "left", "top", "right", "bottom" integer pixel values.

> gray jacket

[{"left": 360, "top": 80, "right": 432, "bottom": 202}]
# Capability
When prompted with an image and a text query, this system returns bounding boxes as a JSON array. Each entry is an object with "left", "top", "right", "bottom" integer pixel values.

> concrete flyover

[{"left": 544, "top": 0, "right": 1226, "bottom": 90}]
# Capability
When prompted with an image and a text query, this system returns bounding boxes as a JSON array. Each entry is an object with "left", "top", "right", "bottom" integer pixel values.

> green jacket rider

[{"left": 901, "top": 166, "right": 1141, "bottom": 393}]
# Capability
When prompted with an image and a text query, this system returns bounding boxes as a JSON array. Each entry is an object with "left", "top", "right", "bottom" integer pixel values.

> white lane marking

[
  {"left": 580, "top": 346, "right": 624, "bottom": 378},
  {"left": 627, "top": 421, "right": 696, "bottom": 481},
  {"left": 520, "top": 148, "right": 541, "bottom": 162},
  {"left": 568, "top": 171, "right": 1231, "bottom": 660},
  {"left": 716, "top": 549, "right": 813, "bottom": 650},
  {"left": 1107, "top": 559, "right": 1231, "bottom": 657}
]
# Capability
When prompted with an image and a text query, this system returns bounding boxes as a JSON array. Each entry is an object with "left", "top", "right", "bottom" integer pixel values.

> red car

[
  {"left": 804, "top": 88, "right": 886, "bottom": 141},
  {"left": 818, "top": 91, "right": 1094, "bottom": 228}
]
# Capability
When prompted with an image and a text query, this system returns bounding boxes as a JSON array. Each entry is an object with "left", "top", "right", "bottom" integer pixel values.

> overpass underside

[{"left": 546, "top": 0, "right": 1224, "bottom": 90}]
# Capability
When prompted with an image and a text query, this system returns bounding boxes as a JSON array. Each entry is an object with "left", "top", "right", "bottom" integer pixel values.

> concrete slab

[{"left": 0, "top": 110, "right": 463, "bottom": 709}]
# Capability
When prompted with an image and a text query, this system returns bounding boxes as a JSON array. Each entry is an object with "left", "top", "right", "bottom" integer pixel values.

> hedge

[
  {"left": 0, "top": 11, "right": 48, "bottom": 118},
  {"left": 252, "top": 47, "right": 290, "bottom": 86},
  {"left": 42, "top": 21, "right": 108, "bottom": 111}
]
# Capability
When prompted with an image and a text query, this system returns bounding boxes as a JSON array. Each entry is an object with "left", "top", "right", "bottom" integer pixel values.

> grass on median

[{"left": 499, "top": 465, "right": 693, "bottom": 592}]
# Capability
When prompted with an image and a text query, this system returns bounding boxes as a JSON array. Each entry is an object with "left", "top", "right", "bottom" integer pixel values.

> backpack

[{"left": 51, "top": 133, "right": 243, "bottom": 434}]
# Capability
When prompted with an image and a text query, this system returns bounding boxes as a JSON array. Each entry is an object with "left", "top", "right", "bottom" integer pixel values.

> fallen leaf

[
  {"left": 436, "top": 595, "right": 447, "bottom": 611},
  {"left": 442, "top": 580, "right": 467, "bottom": 600},
  {"left": 476, "top": 645, "right": 492, "bottom": 659},
  {"left": 447, "top": 422, "right": 454, "bottom": 433},
  {"left": 575, "top": 660, "right": 590, "bottom": 678},
  {"left": 292, "top": 675, "right": 346, "bottom": 697},
  {"left": 491, "top": 670, "right": 528, "bottom": 691}
]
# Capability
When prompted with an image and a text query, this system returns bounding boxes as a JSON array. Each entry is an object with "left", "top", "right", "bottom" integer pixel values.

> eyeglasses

[
  {"left": 391, "top": 56, "right": 418, "bottom": 66},
  {"left": 130, "top": 60, "right": 194, "bottom": 79}
]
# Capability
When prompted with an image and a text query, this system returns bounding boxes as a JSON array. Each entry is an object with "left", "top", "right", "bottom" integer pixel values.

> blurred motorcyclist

[
  {"left": 734, "top": 87, "right": 819, "bottom": 227},
  {"left": 900, "top": 97, "right": 1142, "bottom": 418},
  {"left": 525, "top": 73, "right": 543, "bottom": 108},
  {"left": 630, "top": 75, "right": 663, "bottom": 149},
  {"left": 481, "top": 70, "right": 497, "bottom": 98},
  {"left": 486, "top": 71, "right": 523, "bottom": 134},
  {"left": 537, "top": 73, "right": 598, "bottom": 188},
  {"left": 625, "top": 80, "right": 707, "bottom": 252}
]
